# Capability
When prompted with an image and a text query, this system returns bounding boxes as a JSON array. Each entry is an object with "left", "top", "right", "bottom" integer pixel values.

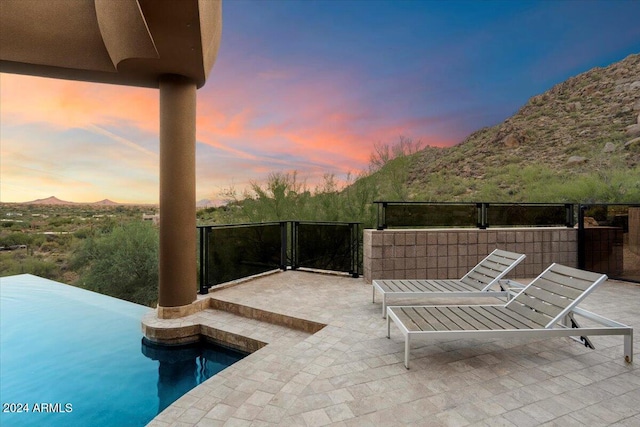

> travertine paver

[{"left": 147, "top": 270, "right": 639, "bottom": 426}]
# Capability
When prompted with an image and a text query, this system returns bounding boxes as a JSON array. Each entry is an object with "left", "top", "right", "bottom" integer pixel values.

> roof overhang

[{"left": 0, "top": 0, "right": 222, "bottom": 89}]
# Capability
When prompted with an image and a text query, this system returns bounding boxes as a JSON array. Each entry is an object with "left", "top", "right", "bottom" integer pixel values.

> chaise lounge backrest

[
  {"left": 459, "top": 249, "right": 527, "bottom": 291},
  {"left": 505, "top": 263, "right": 608, "bottom": 329}
]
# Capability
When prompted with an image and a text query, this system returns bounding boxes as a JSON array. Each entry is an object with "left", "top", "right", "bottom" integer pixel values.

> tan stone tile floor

[{"left": 147, "top": 270, "right": 639, "bottom": 426}]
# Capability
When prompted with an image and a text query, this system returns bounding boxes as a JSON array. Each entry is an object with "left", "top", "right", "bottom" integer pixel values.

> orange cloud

[{"left": 1, "top": 74, "right": 159, "bottom": 131}]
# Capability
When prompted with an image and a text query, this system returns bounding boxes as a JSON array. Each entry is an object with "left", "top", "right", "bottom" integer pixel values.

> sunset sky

[{"left": 2, "top": 0, "right": 640, "bottom": 204}]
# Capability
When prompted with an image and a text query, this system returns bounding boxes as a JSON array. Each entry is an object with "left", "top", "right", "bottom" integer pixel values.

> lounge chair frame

[
  {"left": 386, "top": 264, "right": 633, "bottom": 368},
  {"left": 373, "top": 249, "right": 526, "bottom": 317}
]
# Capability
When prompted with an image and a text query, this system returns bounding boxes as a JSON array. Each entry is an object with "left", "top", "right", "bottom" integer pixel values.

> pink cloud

[{"left": 1, "top": 54, "right": 458, "bottom": 203}]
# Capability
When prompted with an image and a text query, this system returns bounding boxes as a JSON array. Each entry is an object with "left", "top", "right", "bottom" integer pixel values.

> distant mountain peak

[
  {"left": 22, "top": 196, "right": 121, "bottom": 205},
  {"left": 92, "top": 199, "right": 119, "bottom": 206},
  {"left": 197, "top": 198, "right": 223, "bottom": 208},
  {"left": 26, "top": 196, "right": 73, "bottom": 205}
]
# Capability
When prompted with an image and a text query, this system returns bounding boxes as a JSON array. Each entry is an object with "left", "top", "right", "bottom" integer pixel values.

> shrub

[
  {"left": 0, "top": 232, "right": 33, "bottom": 247},
  {"left": 72, "top": 221, "right": 159, "bottom": 307},
  {"left": 0, "top": 252, "right": 58, "bottom": 279}
]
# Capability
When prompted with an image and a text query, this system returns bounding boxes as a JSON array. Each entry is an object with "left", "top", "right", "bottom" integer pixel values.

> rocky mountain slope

[{"left": 403, "top": 53, "right": 640, "bottom": 202}]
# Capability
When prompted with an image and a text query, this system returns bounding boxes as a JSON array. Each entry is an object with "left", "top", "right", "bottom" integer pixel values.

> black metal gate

[{"left": 578, "top": 204, "right": 640, "bottom": 282}]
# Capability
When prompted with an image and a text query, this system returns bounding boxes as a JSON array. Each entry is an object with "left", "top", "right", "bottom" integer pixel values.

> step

[{"left": 142, "top": 298, "right": 323, "bottom": 353}]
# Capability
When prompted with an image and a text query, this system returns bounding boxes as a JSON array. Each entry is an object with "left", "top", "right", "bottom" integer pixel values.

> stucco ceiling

[{"left": 0, "top": 0, "right": 222, "bottom": 88}]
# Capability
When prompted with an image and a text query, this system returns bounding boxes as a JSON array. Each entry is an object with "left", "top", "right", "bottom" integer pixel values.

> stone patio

[{"left": 147, "top": 270, "right": 639, "bottom": 426}]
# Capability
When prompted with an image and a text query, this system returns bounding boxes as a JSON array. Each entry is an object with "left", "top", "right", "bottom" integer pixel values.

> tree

[{"left": 368, "top": 135, "right": 424, "bottom": 172}]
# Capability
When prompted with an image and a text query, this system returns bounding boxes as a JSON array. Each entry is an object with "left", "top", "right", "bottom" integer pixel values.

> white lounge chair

[
  {"left": 387, "top": 263, "right": 633, "bottom": 368},
  {"left": 373, "top": 249, "right": 526, "bottom": 317}
]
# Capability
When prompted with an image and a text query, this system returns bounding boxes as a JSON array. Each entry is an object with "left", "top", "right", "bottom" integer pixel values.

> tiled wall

[{"left": 363, "top": 227, "right": 578, "bottom": 282}]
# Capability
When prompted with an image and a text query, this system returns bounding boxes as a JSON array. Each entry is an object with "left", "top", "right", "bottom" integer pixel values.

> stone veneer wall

[{"left": 363, "top": 227, "right": 577, "bottom": 283}]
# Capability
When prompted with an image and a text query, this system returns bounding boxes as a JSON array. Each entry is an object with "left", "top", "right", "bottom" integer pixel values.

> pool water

[{"left": 0, "top": 274, "right": 245, "bottom": 427}]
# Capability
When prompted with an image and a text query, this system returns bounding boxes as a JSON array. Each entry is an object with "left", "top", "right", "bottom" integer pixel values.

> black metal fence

[
  {"left": 377, "top": 202, "right": 480, "bottom": 229},
  {"left": 292, "top": 221, "right": 361, "bottom": 276},
  {"left": 198, "top": 222, "right": 286, "bottom": 292},
  {"left": 374, "top": 201, "right": 638, "bottom": 282},
  {"left": 198, "top": 221, "right": 361, "bottom": 293},
  {"left": 196, "top": 203, "right": 638, "bottom": 292},
  {"left": 375, "top": 201, "right": 573, "bottom": 229}
]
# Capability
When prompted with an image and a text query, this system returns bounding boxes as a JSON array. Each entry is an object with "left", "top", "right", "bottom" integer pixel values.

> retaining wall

[{"left": 363, "top": 227, "right": 577, "bottom": 283}]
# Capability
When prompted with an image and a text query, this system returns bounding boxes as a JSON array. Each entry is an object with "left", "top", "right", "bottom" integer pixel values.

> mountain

[
  {"left": 22, "top": 196, "right": 121, "bottom": 205},
  {"left": 196, "top": 199, "right": 219, "bottom": 208},
  {"left": 92, "top": 199, "right": 119, "bottom": 206},
  {"left": 25, "top": 196, "right": 75, "bottom": 205},
  {"left": 378, "top": 53, "right": 640, "bottom": 203}
]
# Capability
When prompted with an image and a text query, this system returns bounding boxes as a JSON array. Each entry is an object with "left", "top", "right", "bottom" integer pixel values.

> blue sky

[{"left": 1, "top": 0, "right": 639, "bottom": 203}]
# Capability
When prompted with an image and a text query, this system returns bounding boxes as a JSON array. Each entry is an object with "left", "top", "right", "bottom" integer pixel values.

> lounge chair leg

[
  {"left": 624, "top": 330, "right": 633, "bottom": 363},
  {"left": 404, "top": 335, "right": 410, "bottom": 369},
  {"left": 387, "top": 312, "right": 391, "bottom": 339},
  {"left": 382, "top": 297, "right": 387, "bottom": 318}
]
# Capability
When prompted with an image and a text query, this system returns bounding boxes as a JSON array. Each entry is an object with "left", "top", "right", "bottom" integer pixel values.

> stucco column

[{"left": 158, "top": 74, "right": 197, "bottom": 309}]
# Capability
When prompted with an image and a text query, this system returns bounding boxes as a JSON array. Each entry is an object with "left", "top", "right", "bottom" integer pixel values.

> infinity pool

[{"left": 0, "top": 274, "right": 245, "bottom": 427}]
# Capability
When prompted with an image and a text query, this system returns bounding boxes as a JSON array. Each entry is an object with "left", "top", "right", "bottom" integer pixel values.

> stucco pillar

[{"left": 158, "top": 74, "right": 197, "bottom": 309}]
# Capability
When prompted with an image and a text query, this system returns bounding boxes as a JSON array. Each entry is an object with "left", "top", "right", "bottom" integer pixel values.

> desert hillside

[{"left": 401, "top": 53, "right": 640, "bottom": 202}]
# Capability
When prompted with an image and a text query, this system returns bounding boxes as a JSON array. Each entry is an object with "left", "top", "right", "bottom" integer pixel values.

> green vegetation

[
  {"left": 0, "top": 204, "right": 159, "bottom": 306},
  {"left": 71, "top": 221, "right": 158, "bottom": 307},
  {"left": 0, "top": 251, "right": 58, "bottom": 279},
  {"left": 198, "top": 171, "right": 380, "bottom": 227}
]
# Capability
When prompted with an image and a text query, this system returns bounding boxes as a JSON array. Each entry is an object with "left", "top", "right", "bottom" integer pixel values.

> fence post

[
  {"left": 566, "top": 203, "right": 575, "bottom": 228},
  {"left": 291, "top": 221, "right": 299, "bottom": 270},
  {"left": 377, "top": 202, "right": 387, "bottom": 230},
  {"left": 478, "top": 203, "right": 487, "bottom": 229},
  {"left": 198, "top": 226, "right": 209, "bottom": 295},
  {"left": 350, "top": 222, "right": 360, "bottom": 278},
  {"left": 577, "top": 205, "right": 586, "bottom": 269},
  {"left": 280, "top": 221, "right": 288, "bottom": 270}
]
